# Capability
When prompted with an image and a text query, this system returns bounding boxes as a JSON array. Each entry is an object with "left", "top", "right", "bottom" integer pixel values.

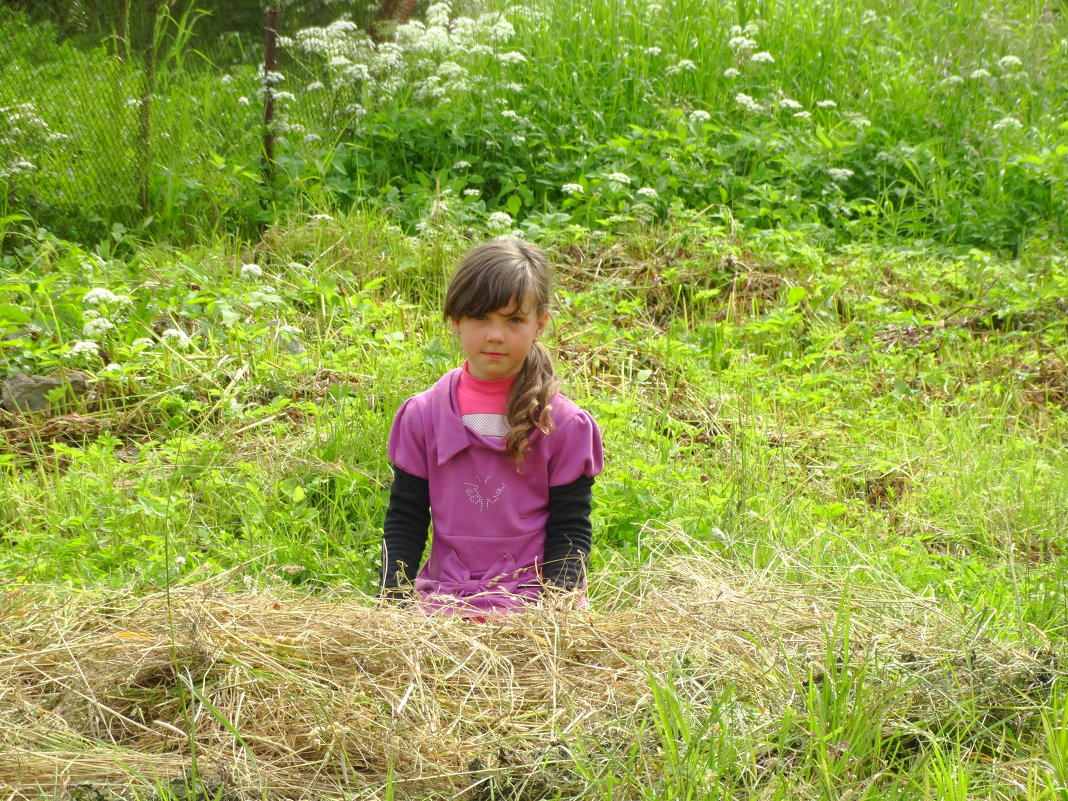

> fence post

[
  {"left": 138, "top": 0, "right": 162, "bottom": 217},
  {"left": 118, "top": 0, "right": 130, "bottom": 61},
  {"left": 262, "top": 3, "right": 280, "bottom": 190}
]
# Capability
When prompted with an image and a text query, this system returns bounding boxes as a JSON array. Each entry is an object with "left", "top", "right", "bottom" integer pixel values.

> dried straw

[{"left": 0, "top": 552, "right": 1055, "bottom": 799}]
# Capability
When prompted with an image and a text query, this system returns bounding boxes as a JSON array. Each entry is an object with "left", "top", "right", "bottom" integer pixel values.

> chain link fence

[{"left": 0, "top": 0, "right": 396, "bottom": 239}]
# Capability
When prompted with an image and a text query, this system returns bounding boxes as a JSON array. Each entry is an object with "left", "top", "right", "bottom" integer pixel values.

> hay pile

[{"left": 0, "top": 554, "right": 1055, "bottom": 800}]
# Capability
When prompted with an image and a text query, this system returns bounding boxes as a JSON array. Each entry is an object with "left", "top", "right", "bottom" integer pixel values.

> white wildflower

[
  {"left": 969, "top": 68, "right": 991, "bottom": 79},
  {"left": 750, "top": 51, "right": 775, "bottom": 63},
  {"left": 606, "top": 172, "right": 632, "bottom": 185},
  {"left": 303, "top": 133, "right": 322, "bottom": 145},
  {"left": 272, "top": 91, "right": 296, "bottom": 103},
  {"left": 690, "top": 109, "right": 711, "bottom": 123},
  {"left": 562, "top": 183, "right": 584, "bottom": 196},
  {"left": 497, "top": 51, "right": 527, "bottom": 65},
  {"left": 992, "top": 116, "right": 1023, "bottom": 132},
  {"left": 67, "top": 340, "right": 99, "bottom": 358},
  {"left": 845, "top": 113, "right": 871, "bottom": 129},
  {"left": 735, "top": 93, "right": 761, "bottom": 112},
  {"left": 439, "top": 61, "right": 467, "bottom": 80},
  {"left": 794, "top": 111, "right": 812, "bottom": 119},
  {"left": 488, "top": 19, "right": 515, "bottom": 42},
  {"left": 941, "top": 75, "right": 964, "bottom": 86},
  {"left": 161, "top": 328, "right": 192, "bottom": 349},
  {"left": 83, "top": 288, "right": 118, "bottom": 306},
  {"left": 828, "top": 168, "right": 854, "bottom": 182},
  {"left": 306, "top": 81, "right": 325, "bottom": 91},
  {"left": 220, "top": 74, "right": 233, "bottom": 84},
  {"left": 463, "top": 188, "right": 481, "bottom": 197},
  {"left": 132, "top": 338, "right": 154, "bottom": 349},
  {"left": 84, "top": 318, "right": 116, "bottom": 337},
  {"left": 779, "top": 98, "right": 802, "bottom": 110},
  {"left": 452, "top": 160, "right": 472, "bottom": 170},
  {"left": 667, "top": 59, "right": 697, "bottom": 75},
  {"left": 723, "top": 68, "right": 740, "bottom": 78},
  {"left": 816, "top": 99, "right": 837, "bottom": 108},
  {"left": 426, "top": 1, "right": 451, "bottom": 27},
  {"left": 237, "top": 96, "right": 250, "bottom": 106},
  {"left": 636, "top": 186, "right": 659, "bottom": 200},
  {"left": 241, "top": 263, "right": 264, "bottom": 280},
  {"left": 262, "top": 70, "right": 286, "bottom": 85},
  {"left": 998, "top": 55, "right": 1022, "bottom": 70},
  {"left": 102, "top": 363, "right": 122, "bottom": 374},
  {"left": 487, "top": 211, "right": 513, "bottom": 231},
  {"left": 645, "top": 46, "right": 662, "bottom": 56},
  {"left": 328, "top": 56, "right": 351, "bottom": 68},
  {"left": 309, "top": 213, "right": 334, "bottom": 222},
  {"left": 728, "top": 36, "right": 757, "bottom": 52},
  {"left": 510, "top": 134, "right": 526, "bottom": 145}
]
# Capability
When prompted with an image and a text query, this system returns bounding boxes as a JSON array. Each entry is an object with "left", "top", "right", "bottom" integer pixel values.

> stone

[
  {"left": 0, "top": 371, "right": 89, "bottom": 414},
  {"left": 265, "top": 320, "right": 306, "bottom": 355}
]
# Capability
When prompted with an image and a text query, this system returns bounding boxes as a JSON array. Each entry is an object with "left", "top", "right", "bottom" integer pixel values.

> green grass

[
  {"left": 2, "top": 0, "right": 1066, "bottom": 248},
  {"left": 1, "top": 0, "right": 1068, "bottom": 797},
  {"left": 2, "top": 212, "right": 1066, "bottom": 798}
]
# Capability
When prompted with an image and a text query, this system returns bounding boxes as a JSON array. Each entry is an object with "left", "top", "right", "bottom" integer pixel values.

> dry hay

[{"left": 0, "top": 554, "right": 1057, "bottom": 800}]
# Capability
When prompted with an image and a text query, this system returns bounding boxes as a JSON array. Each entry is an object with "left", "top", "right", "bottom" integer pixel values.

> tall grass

[{"left": 2, "top": 0, "right": 1065, "bottom": 248}]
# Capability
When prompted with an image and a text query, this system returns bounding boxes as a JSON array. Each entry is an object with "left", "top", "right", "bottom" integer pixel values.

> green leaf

[{"left": 506, "top": 194, "right": 522, "bottom": 216}]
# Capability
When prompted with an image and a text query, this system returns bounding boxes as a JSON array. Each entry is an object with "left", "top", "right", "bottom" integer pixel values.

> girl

[{"left": 381, "top": 239, "right": 603, "bottom": 614}]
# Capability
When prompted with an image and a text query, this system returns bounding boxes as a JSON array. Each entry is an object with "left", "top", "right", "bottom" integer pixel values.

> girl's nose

[{"left": 486, "top": 322, "right": 505, "bottom": 341}]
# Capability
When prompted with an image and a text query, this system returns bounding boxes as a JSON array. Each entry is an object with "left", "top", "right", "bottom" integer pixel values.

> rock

[
  {"left": 265, "top": 320, "right": 306, "bottom": 355},
  {"left": 1, "top": 372, "right": 89, "bottom": 414}
]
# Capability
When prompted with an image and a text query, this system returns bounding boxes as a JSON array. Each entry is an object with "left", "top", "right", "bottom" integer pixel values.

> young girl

[{"left": 381, "top": 239, "right": 603, "bottom": 614}]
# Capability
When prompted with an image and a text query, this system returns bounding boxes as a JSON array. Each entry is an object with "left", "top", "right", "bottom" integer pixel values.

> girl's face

[{"left": 450, "top": 295, "right": 548, "bottom": 380}]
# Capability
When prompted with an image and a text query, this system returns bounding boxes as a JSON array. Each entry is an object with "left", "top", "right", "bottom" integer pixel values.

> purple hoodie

[{"left": 388, "top": 368, "right": 603, "bottom": 613}]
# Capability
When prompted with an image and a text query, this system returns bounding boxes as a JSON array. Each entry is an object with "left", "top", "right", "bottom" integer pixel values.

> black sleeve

[
  {"left": 542, "top": 474, "right": 595, "bottom": 590},
  {"left": 381, "top": 465, "right": 430, "bottom": 596}
]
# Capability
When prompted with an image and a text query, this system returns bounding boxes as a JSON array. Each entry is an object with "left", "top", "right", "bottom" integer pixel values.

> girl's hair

[{"left": 444, "top": 239, "right": 559, "bottom": 466}]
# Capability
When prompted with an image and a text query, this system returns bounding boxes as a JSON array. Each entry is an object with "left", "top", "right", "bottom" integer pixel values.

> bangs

[{"left": 446, "top": 259, "right": 536, "bottom": 318}]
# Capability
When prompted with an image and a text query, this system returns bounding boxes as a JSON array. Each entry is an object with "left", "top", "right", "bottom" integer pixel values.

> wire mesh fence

[{"left": 0, "top": 0, "right": 398, "bottom": 239}]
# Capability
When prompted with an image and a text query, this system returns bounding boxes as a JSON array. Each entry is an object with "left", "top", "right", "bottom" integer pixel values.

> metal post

[
  {"left": 138, "top": 0, "right": 162, "bottom": 217},
  {"left": 262, "top": 4, "right": 280, "bottom": 188}
]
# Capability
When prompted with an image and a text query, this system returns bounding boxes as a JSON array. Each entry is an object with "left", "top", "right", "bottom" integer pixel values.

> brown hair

[{"left": 444, "top": 239, "right": 559, "bottom": 467}]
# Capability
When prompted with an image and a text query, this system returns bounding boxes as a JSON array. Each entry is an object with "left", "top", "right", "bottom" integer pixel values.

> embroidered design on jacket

[{"left": 465, "top": 474, "right": 505, "bottom": 511}]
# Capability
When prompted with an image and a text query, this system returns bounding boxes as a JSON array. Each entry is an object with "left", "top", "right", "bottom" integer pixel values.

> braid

[{"left": 505, "top": 341, "right": 559, "bottom": 467}]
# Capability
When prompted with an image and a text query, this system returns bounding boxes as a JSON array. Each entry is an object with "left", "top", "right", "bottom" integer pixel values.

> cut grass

[{"left": 0, "top": 547, "right": 1061, "bottom": 800}]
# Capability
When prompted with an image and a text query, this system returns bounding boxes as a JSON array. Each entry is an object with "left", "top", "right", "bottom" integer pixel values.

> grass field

[{"left": 1, "top": 0, "right": 1067, "bottom": 798}]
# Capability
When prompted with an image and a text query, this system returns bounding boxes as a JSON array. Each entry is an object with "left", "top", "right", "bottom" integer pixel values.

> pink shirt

[{"left": 388, "top": 368, "right": 603, "bottom": 614}]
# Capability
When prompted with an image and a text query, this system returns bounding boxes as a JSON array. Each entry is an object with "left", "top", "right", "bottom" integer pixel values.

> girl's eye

[{"left": 509, "top": 317, "right": 524, "bottom": 324}]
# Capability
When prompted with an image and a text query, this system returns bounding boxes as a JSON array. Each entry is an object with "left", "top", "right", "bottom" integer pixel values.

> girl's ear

[
  {"left": 536, "top": 312, "right": 549, "bottom": 337},
  {"left": 449, "top": 317, "right": 461, "bottom": 335}
]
